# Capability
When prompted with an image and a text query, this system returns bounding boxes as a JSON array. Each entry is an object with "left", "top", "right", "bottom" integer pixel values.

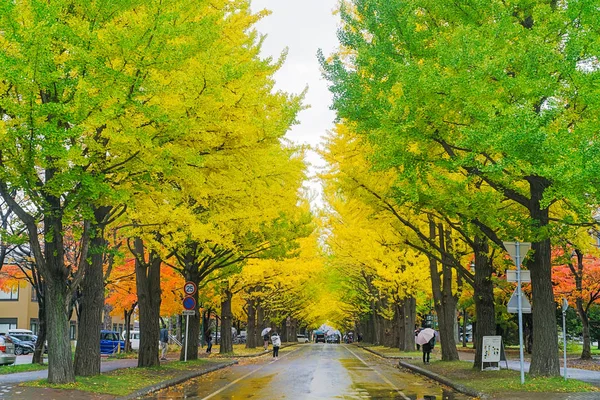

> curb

[
  {"left": 117, "top": 360, "right": 238, "bottom": 400},
  {"left": 398, "top": 361, "right": 487, "bottom": 399},
  {"left": 356, "top": 344, "right": 417, "bottom": 360}
]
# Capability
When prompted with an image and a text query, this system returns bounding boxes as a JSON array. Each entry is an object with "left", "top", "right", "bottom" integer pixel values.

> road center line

[
  {"left": 344, "top": 345, "right": 410, "bottom": 400},
  {"left": 200, "top": 346, "right": 304, "bottom": 400}
]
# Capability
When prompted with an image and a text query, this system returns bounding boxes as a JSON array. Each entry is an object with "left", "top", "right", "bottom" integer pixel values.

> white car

[
  {"left": 121, "top": 330, "right": 140, "bottom": 351},
  {"left": 0, "top": 336, "right": 16, "bottom": 365},
  {"left": 297, "top": 334, "right": 309, "bottom": 343}
]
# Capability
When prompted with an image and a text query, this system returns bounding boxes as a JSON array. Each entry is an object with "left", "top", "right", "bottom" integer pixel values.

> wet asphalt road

[{"left": 146, "top": 344, "right": 471, "bottom": 400}]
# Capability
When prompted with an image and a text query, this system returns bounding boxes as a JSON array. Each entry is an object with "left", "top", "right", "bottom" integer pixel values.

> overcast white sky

[{"left": 250, "top": 0, "right": 340, "bottom": 206}]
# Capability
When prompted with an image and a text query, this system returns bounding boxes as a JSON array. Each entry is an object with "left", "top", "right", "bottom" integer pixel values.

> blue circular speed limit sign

[
  {"left": 184, "top": 281, "right": 197, "bottom": 296},
  {"left": 183, "top": 296, "right": 196, "bottom": 310}
]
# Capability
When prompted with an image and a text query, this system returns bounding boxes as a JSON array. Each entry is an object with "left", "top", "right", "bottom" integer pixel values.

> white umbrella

[
  {"left": 261, "top": 327, "right": 271, "bottom": 337},
  {"left": 416, "top": 328, "right": 436, "bottom": 345}
]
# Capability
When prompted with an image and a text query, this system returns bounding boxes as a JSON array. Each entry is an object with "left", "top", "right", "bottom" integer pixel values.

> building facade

[{"left": 0, "top": 282, "right": 127, "bottom": 339}]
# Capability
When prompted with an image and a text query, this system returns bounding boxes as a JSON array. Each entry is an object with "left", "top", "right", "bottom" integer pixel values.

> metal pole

[
  {"left": 185, "top": 314, "right": 189, "bottom": 362},
  {"left": 516, "top": 241, "right": 525, "bottom": 384},
  {"left": 563, "top": 310, "right": 568, "bottom": 381}
]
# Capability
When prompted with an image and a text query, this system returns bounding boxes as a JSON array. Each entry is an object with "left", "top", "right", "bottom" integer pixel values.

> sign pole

[
  {"left": 562, "top": 298, "right": 568, "bottom": 381},
  {"left": 182, "top": 281, "right": 197, "bottom": 363},
  {"left": 516, "top": 241, "right": 525, "bottom": 385},
  {"left": 185, "top": 313, "right": 189, "bottom": 362}
]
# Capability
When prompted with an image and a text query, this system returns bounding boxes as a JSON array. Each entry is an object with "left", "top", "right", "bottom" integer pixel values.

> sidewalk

[
  {"left": 0, "top": 357, "right": 237, "bottom": 400},
  {"left": 0, "top": 358, "right": 138, "bottom": 385},
  {"left": 458, "top": 351, "right": 600, "bottom": 388}
]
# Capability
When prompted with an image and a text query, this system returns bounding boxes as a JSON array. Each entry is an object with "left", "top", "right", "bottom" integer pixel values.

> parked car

[
  {"left": 297, "top": 334, "right": 309, "bottom": 343},
  {"left": 8, "top": 336, "right": 34, "bottom": 355},
  {"left": 234, "top": 330, "right": 247, "bottom": 344},
  {"left": 100, "top": 330, "right": 124, "bottom": 355},
  {"left": 0, "top": 336, "right": 16, "bottom": 365},
  {"left": 121, "top": 330, "right": 140, "bottom": 351},
  {"left": 7, "top": 329, "right": 47, "bottom": 353}
]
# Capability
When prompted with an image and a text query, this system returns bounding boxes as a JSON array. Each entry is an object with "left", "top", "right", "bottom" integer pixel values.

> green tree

[{"left": 322, "top": 0, "right": 600, "bottom": 376}]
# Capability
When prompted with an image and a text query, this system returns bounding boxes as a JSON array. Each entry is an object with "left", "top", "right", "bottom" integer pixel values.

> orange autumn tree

[
  {"left": 553, "top": 242, "right": 600, "bottom": 360},
  {"left": 0, "top": 264, "right": 27, "bottom": 294},
  {"left": 105, "top": 258, "right": 184, "bottom": 351}
]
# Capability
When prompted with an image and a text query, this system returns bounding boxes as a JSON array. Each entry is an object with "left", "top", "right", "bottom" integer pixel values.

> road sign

[
  {"left": 562, "top": 298, "right": 569, "bottom": 313},
  {"left": 506, "top": 270, "right": 531, "bottom": 283},
  {"left": 503, "top": 241, "right": 531, "bottom": 265},
  {"left": 183, "top": 296, "right": 196, "bottom": 310},
  {"left": 507, "top": 287, "right": 531, "bottom": 313},
  {"left": 184, "top": 281, "right": 197, "bottom": 296},
  {"left": 182, "top": 310, "right": 195, "bottom": 316}
]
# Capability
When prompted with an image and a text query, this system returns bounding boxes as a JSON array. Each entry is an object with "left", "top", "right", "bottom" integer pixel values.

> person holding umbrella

[
  {"left": 416, "top": 328, "right": 436, "bottom": 365},
  {"left": 261, "top": 327, "right": 271, "bottom": 350},
  {"left": 271, "top": 331, "right": 281, "bottom": 360}
]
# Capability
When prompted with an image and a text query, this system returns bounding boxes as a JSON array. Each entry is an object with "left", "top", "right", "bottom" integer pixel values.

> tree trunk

[
  {"left": 529, "top": 236, "right": 559, "bottom": 375},
  {"left": 176, "top": 314, "right": 182, "bottom": 343},
  {"left": 246, "top": 298, "right": 256, "bottom": 348},
  {"left": 256, "top": 303, "right": 264, "bottom": 346},
  {"left": 572, "top": 250, "right": 591, "bottom": 360},
  {"left": 103, "top": 303, "right": 113, "bottom": 330},
  {"left": 396, "top": 301, "right": 404, "bottom": 350},
  {"left": 429, "top": 220, "right": 459, "bottom": 361},
  {"left": 289, "top": 318, "right": 298, "bottom": 343},
  {"left": 32, "top": 292, "right": 47, "bottom": 365},
  {"left": 46, "top": 280, "right": 75, "bottom": 383},
  {"left": 577, "top": 299, "right": 591, "bottom": 360},
  {"left": 44, "top": 205, "right": 76, "bottom": 384},
  {"left": 370, "top": 305, "right": 380, "bottom": 344},
  {"left": 280, "top": 320, "right": 288, "bottom": 343},
  {"left": 124, "top": 310, "right": 131, "bottom": 352},
  {"left": 220, "top": 288, "right": 233, "bottom": 353},
  {"left": 472, "top": 236, "right": 496, "bottom": 369},
  {"left": 74, "top": 227, "right": 107, "bottom": 376},
  {"left": 134, "top": 238, "right": 162, "bottom": 368},
  {"left": 402, "top": 296, "right": 416, "bottom": 352},
  {"left": 462, "top": 310, "right": 468, "bottom": 347},
  {"left": 526, "top": 179, "right": 559, "bottom": 376}
]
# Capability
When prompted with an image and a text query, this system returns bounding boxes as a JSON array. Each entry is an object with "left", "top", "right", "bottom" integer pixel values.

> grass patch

[
  {"left": 0, "top": 363, "right": 47, "bottom": 375},
  {"left": 420, "top": 360, "right": 598, "bottom": 394},
  {"left": 458, "top": 343, "right": 600, "bottom": 359},
  {"left": 106, "top": 351, "right": 138, "bottom": 360},
  {"left": 361, "top": 344, "right": 437, "bottom": 359},
  {"left": 230, "top": 344, "right": 267, "bottom": 356},
  {"left": 24, "top": 359, "right": 214, "bottom": 396}
]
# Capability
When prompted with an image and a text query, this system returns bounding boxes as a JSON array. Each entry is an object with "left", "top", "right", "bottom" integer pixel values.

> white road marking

[
  {"left": 200, "top": 346, "right": 303, "bottom": 400},
  {"left": 344, "top": 345, "right": 411, "bottom": 400}
]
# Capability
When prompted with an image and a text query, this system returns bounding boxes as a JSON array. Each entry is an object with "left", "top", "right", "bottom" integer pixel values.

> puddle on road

[
  {"left": 232, "top": 373, "right": 276, "bottom": 399},
  {"left": 340, "top": 357, "right": 467, "bottom": 400},
  {"left": 348, "top": 384, "right": 463, "bottom": 399}
]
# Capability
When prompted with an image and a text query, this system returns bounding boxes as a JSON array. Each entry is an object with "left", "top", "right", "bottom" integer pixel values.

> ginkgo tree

[
  {"left": 322, "top": 0, "right": 600, "bottom": 376},
  {"left": 0, "top": 0, "right": 307, "bottom": 381}
]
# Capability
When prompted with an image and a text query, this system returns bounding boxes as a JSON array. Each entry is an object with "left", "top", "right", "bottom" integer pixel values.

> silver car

[{"left": 0, "top": 335, "right": 16, "bottom": 365}]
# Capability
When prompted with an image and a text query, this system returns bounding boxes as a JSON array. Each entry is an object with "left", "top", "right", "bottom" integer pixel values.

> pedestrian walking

[
  {"left": 271, "top": 331, "right": 281, "bottom": 360},
  {"left": 261, "top": 327, "right": 272, "bottom": 350},
  {"left": 160, "top": 325, "right": 169, "bottom": 360},
  {"left": 206, "top": 331, "right": 213, "bottom": 354},
  {"left": 416, "top": 327, "right": 436, "bottom": 364},
  {"left": 422, "top": 335, "right": 435, "bottom": 364}
]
